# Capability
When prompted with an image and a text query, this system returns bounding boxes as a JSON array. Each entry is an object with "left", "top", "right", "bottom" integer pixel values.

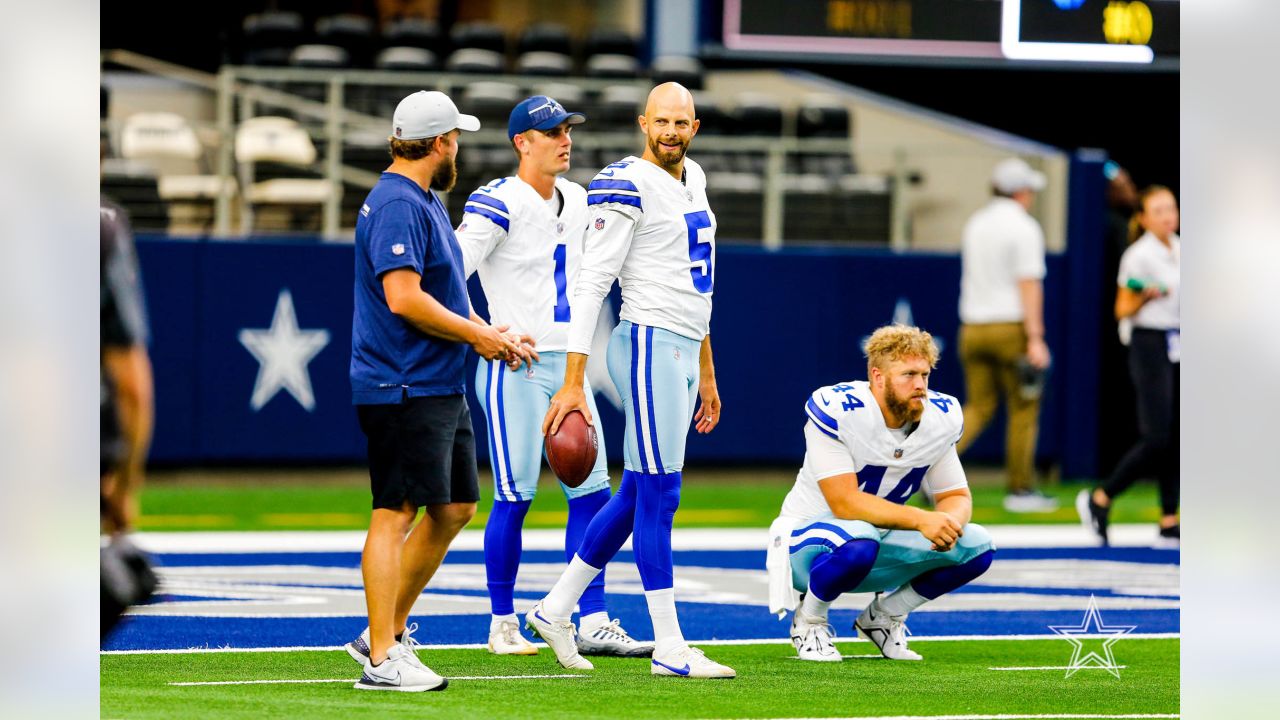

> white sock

[
  {"left": 800, "top": 589, "right": 832, "bottom": 621},
  {"left": 490, "top": 613, "right": 518, "bottom": 632},
  {"left": 878, "top": 584, "right": 929, "bottom": 617},
  {"left": 542, "top": 555, "right": 603, "bottom": 620},
  {"left": 579, "top": 611, "right": 610, "bottom": 634},
  {"left": 645, "top": 588, "right": 686, "bottom": 657}
]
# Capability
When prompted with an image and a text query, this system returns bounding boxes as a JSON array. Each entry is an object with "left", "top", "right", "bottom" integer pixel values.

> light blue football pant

[
  {"left": 606, "top": 321, "right": 702, "bottom": 474},
  {"left": 475, "top": 351, "right": 610, "bottom": 502},
  {"left": 789, "top": 516, "right": 995, "bottom": 594}
]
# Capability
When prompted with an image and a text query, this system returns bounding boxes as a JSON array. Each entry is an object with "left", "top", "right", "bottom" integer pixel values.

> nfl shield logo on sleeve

[
  {"left": 594, "top": 217, "right": 605, "bottom": 231},
  {"left": 392, "top": 243, "right": 405, "bottom": 256},
  {"left": 894, "top": 448, "right": 904, "bottom": 459}
]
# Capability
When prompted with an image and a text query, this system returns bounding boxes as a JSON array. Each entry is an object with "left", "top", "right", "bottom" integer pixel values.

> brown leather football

[{"left": 545, "top": 410, "right": 598, "bottom": 488}]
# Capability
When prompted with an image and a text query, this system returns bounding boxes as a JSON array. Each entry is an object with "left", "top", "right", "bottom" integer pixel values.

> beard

[
  {"left": 647, "top": 134, "right": 688, "bottom": 169},
  {"left": 430, "top": 154, "right": 457, "bottom": 192},
  {"left": 885, "top": 383, "right": 925, "bottom": 425}
]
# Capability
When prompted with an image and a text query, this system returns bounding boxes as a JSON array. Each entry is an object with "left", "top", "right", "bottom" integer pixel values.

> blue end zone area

[{"left": 105, "top": 546, "right": 1179, "bottom": 652}]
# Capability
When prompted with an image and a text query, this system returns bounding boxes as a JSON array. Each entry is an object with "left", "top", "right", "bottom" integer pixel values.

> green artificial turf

[{"left": 101, "top": 639, "right": 1179, "bottom": 719}]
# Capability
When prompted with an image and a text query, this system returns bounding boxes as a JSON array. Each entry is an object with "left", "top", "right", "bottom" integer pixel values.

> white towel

[{"left": 766, "top": 515, "right": 801, "bottom": 619}]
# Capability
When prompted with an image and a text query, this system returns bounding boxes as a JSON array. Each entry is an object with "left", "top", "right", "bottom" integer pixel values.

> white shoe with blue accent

[
  {"left": 345, "top": 622, "right": 426, "bottom": 668},
  {"left": 855, "top": 602, "right": 922, "bottom": 661},
  {"left": 525, "top": 601, "right": 593, "bottom": 670},
  {"left": 650, "top": 646, "right": 736, "bottom": 679}
]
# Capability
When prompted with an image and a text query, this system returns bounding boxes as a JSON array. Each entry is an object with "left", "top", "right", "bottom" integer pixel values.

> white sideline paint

[
  {"left": 169, "top": 674, "right": 586, "bottom": 687},
  {"left": 988, "top": 666, "right": 1128, "bottom": 671},
  {"left": 132, "top": 525, "right": 1174, "bottom": 554},
  {"left": 101, "top": 632, "right": 1178, "bottom": 655}
]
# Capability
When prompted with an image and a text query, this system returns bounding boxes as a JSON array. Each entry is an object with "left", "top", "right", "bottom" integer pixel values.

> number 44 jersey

[
  {"left": 456, "top": 175, "right": 588, "bottom": 352},
  {"left": 780, "top": 380, "right": 969, "bottom": 521},
  {"left": 567, "top": 156, "right": 716, "bottom": 353}
]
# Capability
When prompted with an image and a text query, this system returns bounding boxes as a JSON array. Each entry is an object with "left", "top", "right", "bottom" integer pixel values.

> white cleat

[
  {"left": 791, "top": 610, "right": 842, "bottom": 662},
  {"left": 353, "top": 643, "right": 447, "bottom": 692},
  {"left": 578, "top": 618, "right": 654, "bottom": 657},
  {"left": 489, "top": 620, "right": 539, "bottom": 656},
  {"left": 345, "top": 622, "right": 426, "bottom": 668},
  {"left": 651, "top": 646, "right": 736, "bottom": 679},
  {"left": 855, "top": 602, "right": 922, "bottom": 661},
  {"left": 525, "top": 601, "right": 593, "bottom": 670}
]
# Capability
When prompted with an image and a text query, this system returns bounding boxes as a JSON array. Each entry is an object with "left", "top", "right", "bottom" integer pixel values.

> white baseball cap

[
  {"left": 991, "top": 157, "right": 1047, "bottom": 194},
  {"left": 392, "top": 91, "right": 480, "bottom": 140}
]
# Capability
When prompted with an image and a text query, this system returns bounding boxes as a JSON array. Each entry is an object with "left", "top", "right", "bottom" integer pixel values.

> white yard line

[
  {"left": 988, "top": 666, "right": 1128, "bottom": 671},
  {"left": 738, "top": 715, "right": 1178, "bottom": 720},
  {"left": 130, "top": 525, "right": 1175, "bottom": 554},
  {"left": 101, "top": 633, "right": 1179, "bottom": 655},
  {"left": 168, "top": 674, "right": 585, "bottom": 687}
]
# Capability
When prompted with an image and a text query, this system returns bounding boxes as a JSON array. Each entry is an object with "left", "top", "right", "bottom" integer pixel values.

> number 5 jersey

[{"left": 567, "top": 155, "right": 717, "bottom": 353}]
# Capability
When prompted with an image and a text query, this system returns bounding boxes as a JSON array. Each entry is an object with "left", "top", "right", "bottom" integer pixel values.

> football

[{"left": 545, "top": 410, "right": 598, "bottom": 488}]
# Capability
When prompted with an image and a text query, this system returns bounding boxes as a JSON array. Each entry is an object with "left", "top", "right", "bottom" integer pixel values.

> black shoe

[
  {"left": 1158, "top": 524, "right": 1179, "bottom": 539},
  {"left": 1075, "top": 490, "right": 1110, "bottom": 546}
]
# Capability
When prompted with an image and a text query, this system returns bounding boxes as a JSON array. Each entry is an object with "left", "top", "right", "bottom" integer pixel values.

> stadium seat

[
  {"left": 731, "top": 92, "right": 784, "bottom": 136},
  {"left": 446, "top": 48, "right": 506, "bottom": 74},
  {"left": 533, "top": 82, "right": 586, "bottom": 107},
  {"left": 461, "top": 81, "right": 521, "bottom": 129},
  {"left": 120, "top": 112, "right": 233, "bottom": 232},
  {"left": 315, "top": 14, "right": 376, "bottom": 67},
  {"left": 598, "top": 84, "right": 645, "bottom": 130},
  {"left": 515, "top": 51, "right": 572, "bottom": 77},
  {"left": 241, "top": 11, "right": 304, "bottom": 66},
  {"left": 585, "top": 54, "right": 640, "bottom": 79},
  {"left": 585, "top": 28, "right": 639, "bottom": 59},
  {"left": 383, "top": 17, "right": 441, "bottom": 50},
  {"left": 289, "top": 44, "right": 349, "bottom": 69},
  {"left": 651, "top": 56, "right": 704, "bottom": 90},
  {"left": 235, "top": 116, "right": 331, "bottom": 231},
  {"left": 798, "top": 95, "right": 852, "bottom": 139},
  {"left": 450, "top": 21, "right": 507, "bottom": 54},
  {"left": 375, "top": 46, "right": 438, "bottom": 72},
  {"left": 691, "top": 91, "right": 728, "bottom": 135},
  {"left": 518, "top": 23, "right": 572, "bottom": 57}
]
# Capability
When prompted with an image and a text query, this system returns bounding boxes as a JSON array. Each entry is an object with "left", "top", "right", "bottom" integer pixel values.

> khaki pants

[{"left": 955, "top": 322, "right": 1040, "bottom": 493}]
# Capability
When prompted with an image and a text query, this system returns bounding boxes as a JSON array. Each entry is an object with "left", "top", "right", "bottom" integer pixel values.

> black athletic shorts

[{"left": 356, "top": 393, "right": 479, "bottom": 510}]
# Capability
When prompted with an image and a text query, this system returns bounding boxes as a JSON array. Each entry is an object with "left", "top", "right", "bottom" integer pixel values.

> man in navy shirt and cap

[{"left": 345, "top": 90, "right": 535, "bottom": 692}]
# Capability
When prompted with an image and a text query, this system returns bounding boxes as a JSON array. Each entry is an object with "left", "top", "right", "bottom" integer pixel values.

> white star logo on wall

[
  {"left": 860, "top": 298, "right": 945, "bottom": 352},
  {"left": 238, "top": 289, "right": 330, "bottom": 412},
  {"left": 1049, "top": 594, "right": 1136, "bottom": 678}
]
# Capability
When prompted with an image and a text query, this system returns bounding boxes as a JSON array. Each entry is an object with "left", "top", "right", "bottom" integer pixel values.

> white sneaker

[
  {"left": 578, "top": 618, "right": 654, "bottom": 657},
  {"left": 651, "top": 646, "right": 736, "bottom": 679},
  {"left": 791, "top": 610, "right": 841, "bottom": 662},
  {"left": 353, "top": 643, "right": 447, "bottom": 692},
  {"left": 525, "top": 601, "right": 593, "bottom": 670},
  {"left": 489, "top": 620, "right": 538, "bottom": 656},
  {"left": 1003, "top": 491, "right": 1060, "bottom": 514},
  {"left": 855, "top": 601, "right": 922, "bottom": 660},
  {"left": 345, "top": 623, "right": 426, "bottom": 668}
]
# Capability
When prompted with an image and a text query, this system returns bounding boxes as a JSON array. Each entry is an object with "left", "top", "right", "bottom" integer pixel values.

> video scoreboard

[{"left": 721, "top": 0, "right": 1179, "bottom": 64}]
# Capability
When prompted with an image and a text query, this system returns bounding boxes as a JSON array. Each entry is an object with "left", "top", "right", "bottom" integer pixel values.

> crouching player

[{"left": 767, "top": 325, "right": 995, "bottom": 661}]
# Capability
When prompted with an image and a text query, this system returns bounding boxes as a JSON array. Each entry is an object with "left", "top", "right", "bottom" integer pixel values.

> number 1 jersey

[{"left": 567, "top": 155, "right": 716, "bottom": 353}]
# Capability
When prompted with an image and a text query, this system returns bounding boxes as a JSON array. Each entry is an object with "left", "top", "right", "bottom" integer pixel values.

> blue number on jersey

[
  {"left": 596, "top": 160, "right": 632, "bottom": 178},
  {"left": 858, "top": 465, "right": 930, "bottom": 504},
  {"left": 929, "top": 393, "right": 953, "bottom": 414},
  {"left": 841, "top": 393, "right": 864, "bottom": 412},
  {"left": 684, "top": 211, "right": 714, "bottom": 293},
  {"left": 478, "top": 178, "right": 507, "bottom": 193},
  {"left": 857, "top": 465, "right": 887, "bottom": 495},
  {"left": 552, "top": 243, "right": 570, "bottom": 323},
  {"left": 832, "top": 384, "right": 855, "bottom": 392}
]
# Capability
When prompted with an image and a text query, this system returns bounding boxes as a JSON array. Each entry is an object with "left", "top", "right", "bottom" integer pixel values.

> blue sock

[
  {"left": 577, "top": 471, "right": 637, "bottom": 569},
  {"left": 484, "top": 499, "right": 531, "bottom": 616},
  {"left": 807, "top": 539, "right": 879, "bottom": 602},
  {"left": 911, "top": 549, "right": 996, "bottom": 600},
  {"left": 566, "top": 487, "right": 612, "bottom": 617},
  {"left": 634, "top": 470, "right": 681, "bottom": 591}
]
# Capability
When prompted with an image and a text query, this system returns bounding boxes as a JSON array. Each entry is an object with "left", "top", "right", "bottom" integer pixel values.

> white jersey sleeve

[
  {"left": 459, "top": 176, "right": 590, "bottom": 351},
  {"left": 567, "top": 208, "right": 635, "bottom": 355},
  {"left": 579, "top": 156, "right": 716, "bottom": 344},
  {"left": 922, "top": 446, "right": 968, "bottom": 497}
]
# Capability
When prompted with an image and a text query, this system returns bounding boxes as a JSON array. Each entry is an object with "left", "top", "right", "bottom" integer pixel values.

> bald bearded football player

[{"left": 768, "top": 325, "right": 996, "bottom": 662}]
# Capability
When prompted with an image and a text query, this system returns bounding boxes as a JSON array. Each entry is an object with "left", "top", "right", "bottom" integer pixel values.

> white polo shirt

[
  {"left": 1118, "top": 231, "right": 1180, "bottom": 330},
  {"left": 958, "top": 197, "right": 1047, "bottom": 324}
]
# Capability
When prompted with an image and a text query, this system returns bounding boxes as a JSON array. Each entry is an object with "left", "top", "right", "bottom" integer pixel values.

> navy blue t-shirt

[{"left": 351, "top": 173, "right": 471, "bottom": 404}]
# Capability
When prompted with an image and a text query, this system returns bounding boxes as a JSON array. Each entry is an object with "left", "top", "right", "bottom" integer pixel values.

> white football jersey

[
  {"left": 566, "top": 155, "right": 716, "bottom": 353},
  {"left": 780, "top": 380, "right": 968, "bottom": 521},
  {"left": 455, "top": 175, "right": 589, "bottom": 352}
]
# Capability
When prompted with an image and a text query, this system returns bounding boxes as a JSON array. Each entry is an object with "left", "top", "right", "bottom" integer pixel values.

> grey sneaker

[
  {"left": 577, "top": 617, "right": 653, "bottom": 657},
  {"left": 353, "top": 643, "right": 447, "bottom": 692}
]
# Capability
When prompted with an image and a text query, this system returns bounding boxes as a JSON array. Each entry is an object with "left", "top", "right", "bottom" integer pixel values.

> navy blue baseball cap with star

[{"left": 507, "top": 95, "right": 586, "bottom": 140}]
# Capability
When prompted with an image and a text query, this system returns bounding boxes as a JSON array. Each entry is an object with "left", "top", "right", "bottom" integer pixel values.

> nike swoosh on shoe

[{"left": 652, "top": 659, "right": 691, "bottom": 676}]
